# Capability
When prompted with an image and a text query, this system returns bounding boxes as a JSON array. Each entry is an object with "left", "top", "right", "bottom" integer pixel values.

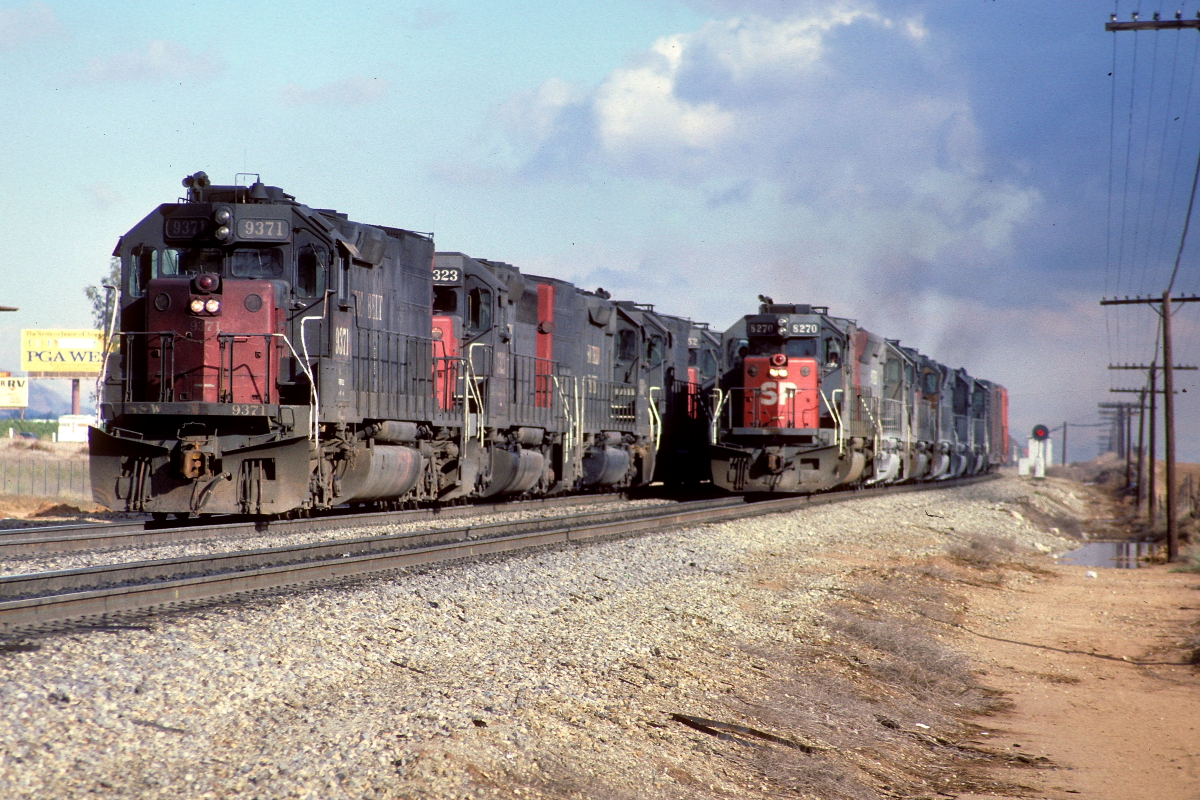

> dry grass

[
  {"left": 946, "top": 534, "right": 1022, "bottom": 570},
  {"left": 641, "top": 564, "right": 1029, "bottom": 800}
]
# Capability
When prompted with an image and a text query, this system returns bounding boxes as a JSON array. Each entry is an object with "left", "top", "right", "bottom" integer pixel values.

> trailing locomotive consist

[
  {"left": 89, "top": 173, "right": 721, "bottom": 517},
  {"left": 709, "top": 299, "right": 1008, "bottom": 494}
]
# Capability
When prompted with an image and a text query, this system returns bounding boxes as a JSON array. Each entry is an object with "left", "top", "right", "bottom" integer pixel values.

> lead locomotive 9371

[{"left": 90, "top": 173, "right": 720, "bottom": 517}]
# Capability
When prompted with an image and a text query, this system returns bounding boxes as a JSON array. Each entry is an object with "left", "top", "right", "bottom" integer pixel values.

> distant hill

[{"left": 0, "top": 381, "right": 73, "bottom": 420}]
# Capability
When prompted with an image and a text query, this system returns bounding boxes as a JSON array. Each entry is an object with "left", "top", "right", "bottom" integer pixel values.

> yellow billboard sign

[
  {"left": 21, "top": 329, "right": 105, "bottom": 377},
  {"left": 0, "top": 376, "right": 27, "bottom": 408}
]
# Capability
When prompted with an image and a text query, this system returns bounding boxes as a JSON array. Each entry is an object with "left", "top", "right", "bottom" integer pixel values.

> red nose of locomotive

[
  {"left": 144, "top": 275, "right": 281, "bottom": 404},
  {"left": 741, "top": 352, "right": 819, "bottom": 429}
]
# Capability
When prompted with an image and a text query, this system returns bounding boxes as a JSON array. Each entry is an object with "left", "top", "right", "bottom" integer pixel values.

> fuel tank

[{"left": 338, "top": 444, "right": 424, "bottom": 503}]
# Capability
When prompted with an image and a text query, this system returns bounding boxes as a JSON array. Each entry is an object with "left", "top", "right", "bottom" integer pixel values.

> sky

[{"left": 0, "top": 0, "right": 1197, "bottom": 461}]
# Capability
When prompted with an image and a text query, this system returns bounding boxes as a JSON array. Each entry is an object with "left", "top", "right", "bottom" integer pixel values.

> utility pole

[
  {"left": 1106, "top": 12, "right": 1200, "bottom": 558},
  {"left": 1136, "top": 387, "right": 1146, "bottom": 511},
  {"left": 1102, "top": 297, "right": 1200, "bottom": 560},
  {"left": 1108, "top": 11, "right": 1200, "bottom": 32},
  {"left": 1062, "top": 421, "right": 1068, "bottom": 466},
  {"left": 1110, "top": 379, "right": 1174, "bottom": 520},
  {"left": 1163, "top": 292, "right": 1179, "bottom": 561},
  {"left": 1150, "top": 364, "right": 1157, "bottom": 527}
]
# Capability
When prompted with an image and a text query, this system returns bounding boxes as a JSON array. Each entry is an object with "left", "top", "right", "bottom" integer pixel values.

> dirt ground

[
  {"left": 940, "top": 465, "right": 1200, "bottom": 800},
  {"left": 953, "top": 560, "right": 1200, "bottom": 800}
]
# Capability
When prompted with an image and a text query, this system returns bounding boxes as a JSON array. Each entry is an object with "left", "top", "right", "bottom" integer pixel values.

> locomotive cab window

[
  {"left": 646, "top": 334, "right": 665, "bottom": 367},
  {"left": 296, "top": 244, "right": 328, "bottom": 298},
  {"left": 884, "top": 359, "right": 901, "bottom": 387},
  {"left": 231, "top": 247, "right": 284, "bottom": 278},
  {"left": 729, "top": 338, "right": 749, "bottom": 362},
  {"left": 784, "top": 338, "right": 818, "bottom": 359},
  {"left": 433, "top": 286, "right": 459, "bottom": 314},
  {"left": 699, "top": 349, "right": 718, "bottom": 379},
  {"left": 617, "top": 329, "right": 638, "bottom": 362},
  {"left": 824, "top": 338, "right": 841, "bottom": 367},
  {"left": 128, "top": 246, "right": 157, "bottom": 297},
  {"left": 748, "top": 338, "right": 818, "bottom": 358},
  {"left": 466, "top": 287, "right": 491, "bottom": 331},
  {"left": 177, "top": 248, "right": 224, "bottom": 275},
  {"left": 922, "top": 371, "right": 938, "bottom": 396}
]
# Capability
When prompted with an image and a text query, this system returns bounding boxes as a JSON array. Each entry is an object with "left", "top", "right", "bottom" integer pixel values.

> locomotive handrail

[
  {"left": 465, "top": 343, "right": 488, "bottom": 445},
  {"left": 111, "top": 331, "right": 179, "bottom": 403},
  {"left": 826, "top": 389, "right": 845, "bottom": 455},
  {"left": 275, "top": 331, "right": 318, "bottom": 443},
  {"left": 299, "top": 315, "right": 323, "bottom": 446},
  {"left": 879, "top": 397, "right": 904, "bottom": 438},
  {"left": 856, "top": 392, "right": 882, "bottom": 452},
  {"left": 709, "top": 388, "right": 728, "bottom": 444},
  {"left": 648, "top": 386, "right": 662, "bottom": 450},
  {"left": 215, "top": 332, "right": 276, "bottom": 405},
  {"left": 552, "top": 374, "right": 583, "bottom": 484},
  {"left": 94, "top": 284, "right": 120, "bottom": 420},
  {"left": 953, "top": 413, "right": 970, "bottom": 447}
]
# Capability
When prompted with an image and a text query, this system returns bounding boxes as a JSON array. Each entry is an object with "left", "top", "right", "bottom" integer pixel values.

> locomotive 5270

[
  {"left": 90, "top": 173, "right": 719, "bottom": 517},
  {"left": 708, "top": 299, "right": 1008, "bottom": 493}
]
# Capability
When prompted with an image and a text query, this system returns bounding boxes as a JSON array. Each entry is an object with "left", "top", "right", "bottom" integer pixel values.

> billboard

[
  {"left": 0, "top": 376, "right": 27, "bottom": 408},
  {"left": 21, "top": 329, "right": 106, "bottom": 378}
]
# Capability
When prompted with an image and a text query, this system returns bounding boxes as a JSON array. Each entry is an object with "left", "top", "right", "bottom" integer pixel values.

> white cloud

[
  {"left": 279, "top": 76, "right": 389, "bottom": 107},
  {"left": 497, "top": 3, "right": 1039, "bottom": 301},
  {"left": 0, "top": 2, "right": 58, "bottom": 50},
  {"left": 80, "top": 41, "right": 224, "bottom": 84},
  {"left": 593, "top": 35, "right": 736, "bottom": 163}
]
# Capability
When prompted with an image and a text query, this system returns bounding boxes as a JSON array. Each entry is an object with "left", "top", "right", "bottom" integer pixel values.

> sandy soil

[{"left": 953, "top": 541, "right": 1200, "bottom": 799}]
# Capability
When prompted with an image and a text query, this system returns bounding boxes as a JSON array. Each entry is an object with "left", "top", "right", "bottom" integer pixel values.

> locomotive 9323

[{"left": 90, "top": 173, "right": 720, "bottom": 517}]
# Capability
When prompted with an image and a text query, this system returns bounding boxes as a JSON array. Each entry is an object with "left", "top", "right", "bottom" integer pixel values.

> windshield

[
  {"left": 165, "top": 247, "right": 285, "bottom": 278},
  {"left": 231, "top": 248, "right": 284, "bottom": 278},
  {"left": 747, "top": 338, "right": 819, "bottom": 358}
]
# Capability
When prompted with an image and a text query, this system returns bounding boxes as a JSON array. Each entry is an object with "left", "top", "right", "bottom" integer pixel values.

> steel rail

[
  {"left": 0, "top": 493, "right": 627, "bottom": 556},
  {"left": 0, "top": 496, "right": 745, "bottom": 599},
  {"left": 0, "top": 475, "right": 995, "bottom": 637}
]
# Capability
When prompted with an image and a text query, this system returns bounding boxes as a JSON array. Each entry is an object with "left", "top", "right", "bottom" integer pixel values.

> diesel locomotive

[
  {"left": 89, "top": 173, "right": 720, "bottom": 517},
  {"left": 89, "top": 172, "right": 1006, "bottom": 517},
  {"left": 708, "top": 299, "right": 1008, "bottom": 493}
]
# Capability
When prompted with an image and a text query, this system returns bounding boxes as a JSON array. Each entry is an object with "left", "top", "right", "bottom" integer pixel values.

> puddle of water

[{"left": 1058, "top": 540, "right": 1155, "bottom": 569}]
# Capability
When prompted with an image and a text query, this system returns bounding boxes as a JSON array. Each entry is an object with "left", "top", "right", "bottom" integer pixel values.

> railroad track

[
  {"left": 0, "top": 493, "right": 631, "bottom": 557},
  {"left": 0, "top": 475, "right": 995, "bottom": 638}
]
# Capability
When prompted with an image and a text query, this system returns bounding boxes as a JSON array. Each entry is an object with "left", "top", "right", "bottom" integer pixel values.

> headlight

[
  {"left": 205, "top": 298, "right": 221, "bottom": 314},
  {"left": 214, "top": 225, "right": 231, "bottom": 241},
  {"left": 189, "top": 298, "right": 205, "bottom": 314},
  {"left": 214, "top": 207, "right": 232, "bottom": 225}
]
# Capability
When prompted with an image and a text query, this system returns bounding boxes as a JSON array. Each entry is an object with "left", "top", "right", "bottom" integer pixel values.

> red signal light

[
  {"left": 1032, "top": 424, "right": 1050, "bottom": 441},
  {"left": 194, "top": 273, "right": 220, "bottom": 293},
  {"left": 769, "top": 353, "right": 787, "bottom": 367}
]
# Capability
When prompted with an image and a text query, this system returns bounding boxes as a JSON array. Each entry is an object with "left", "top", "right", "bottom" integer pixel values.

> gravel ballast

[{"left": 0, "top": 474, "right": 1090, "bottom": 799}]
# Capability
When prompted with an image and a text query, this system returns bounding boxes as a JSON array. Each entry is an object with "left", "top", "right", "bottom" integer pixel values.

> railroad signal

[{"left": 1032, "top": 424, "right": 1050, "bottom": 441}]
